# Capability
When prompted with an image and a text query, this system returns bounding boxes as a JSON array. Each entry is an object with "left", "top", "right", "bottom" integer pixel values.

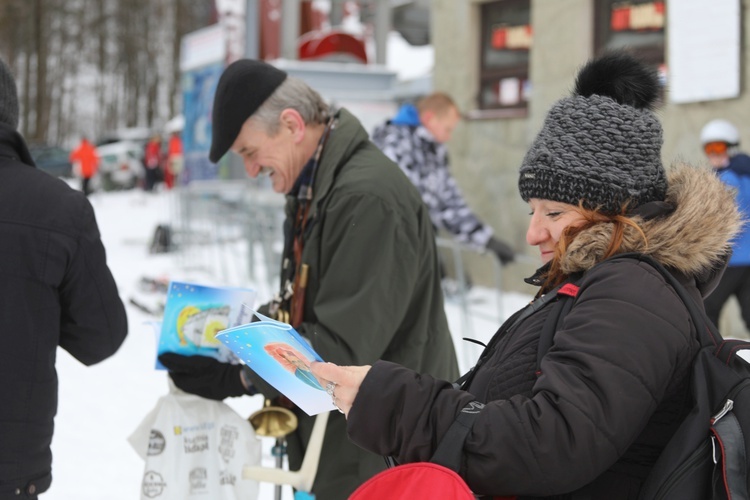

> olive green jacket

[{"left": 280, "top": 108, "right": 459, "bottom": 499}]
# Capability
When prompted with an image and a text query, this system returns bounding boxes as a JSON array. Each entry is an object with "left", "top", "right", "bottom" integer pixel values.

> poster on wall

[
  {"left": 668, "top": 0, "right": 740, "bottom": 103},
  {"left": 179, "top": 24, "right": 226, "bottom": 184},
  {"left": 181, "top": 62, "right": 224, "bottom": 183}
]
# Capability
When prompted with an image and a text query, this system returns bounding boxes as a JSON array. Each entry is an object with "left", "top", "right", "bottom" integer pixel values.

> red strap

[{"left": 559, "top": 283, "right": 580, "bottom": 297}]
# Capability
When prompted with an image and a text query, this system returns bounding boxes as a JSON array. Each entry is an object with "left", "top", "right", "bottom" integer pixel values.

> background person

[
  {"left": 311, "top": 52, "right": 740, "bottom": 498},
  {"left": 700, "top": 118, "right": 750, "bottom": 334},
  {"left": 0, "top": 58, "right": 128, "bottom": 499},
  {"left": 158, "top": 59, "right": 459, "bottom": 500},
  {"left": 143, "top": 133, "right": 163, "bottom": 192},
  {"left": 372, "top": 92, "right": 516, "bottom": 282},
  {"left": 69, "top": 136, "right": 99, "bottom": 196},
  {"left": 165, "top": 130, "right": 183, "bottom": 189}
]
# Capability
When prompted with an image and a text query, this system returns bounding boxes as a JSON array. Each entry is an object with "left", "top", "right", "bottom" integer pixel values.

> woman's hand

[{"left": 311, "top": 362, "right": 371, "bottom": 418}]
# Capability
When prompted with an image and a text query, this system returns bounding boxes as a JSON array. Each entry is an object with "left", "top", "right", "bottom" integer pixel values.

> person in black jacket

[
  {"left": 311, "top": 53, "right": 741, "bottom": 499},
  {"left": 0, "top": 58, "right": 128, "bottom": 499}
]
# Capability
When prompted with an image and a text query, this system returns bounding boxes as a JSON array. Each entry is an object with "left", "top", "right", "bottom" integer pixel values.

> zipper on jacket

[{"left": 711, "top": 399, "right": 734, "bottom": 425}]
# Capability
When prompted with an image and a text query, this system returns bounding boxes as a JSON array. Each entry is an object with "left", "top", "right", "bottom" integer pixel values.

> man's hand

[
  {"left": 158, "top": 353, "right": 252, "bottom": 401},
  {"left": 486, "top": 236, "right": 515, "bottom": 265}
]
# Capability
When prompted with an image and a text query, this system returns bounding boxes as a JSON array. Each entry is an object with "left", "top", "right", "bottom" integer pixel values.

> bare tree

[
  {"left": 32, "top": 0, "right": 49, "bottom": 142},
  {"left": 0, "top": 0, "right": 213, "bottom": 145}
]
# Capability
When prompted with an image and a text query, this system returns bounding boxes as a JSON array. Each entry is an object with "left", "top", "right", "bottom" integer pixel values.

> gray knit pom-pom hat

[
  {"left": 0, "top": 58, "right": 19, "bottom": 130},
  {"left": 518, "top": 52, "right": 667, "bottom": 214}
]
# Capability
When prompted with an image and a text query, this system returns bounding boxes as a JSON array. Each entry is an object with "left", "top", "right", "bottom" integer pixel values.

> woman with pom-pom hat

[{"left": 308, "top": 52, "right": 743, "bottom": 498}]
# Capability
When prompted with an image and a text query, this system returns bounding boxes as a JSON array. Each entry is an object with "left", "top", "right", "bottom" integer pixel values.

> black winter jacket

[
  {"left": 0, "top": 125, "right": 127, "bottom": 498},
  {"left": 346, "top": 164, "right": 741, "bottom": 499}
]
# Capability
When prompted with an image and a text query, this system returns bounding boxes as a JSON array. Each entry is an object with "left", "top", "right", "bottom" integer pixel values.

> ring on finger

[{"left": 325, "top": 381, "right": 336, "bottom": 397}]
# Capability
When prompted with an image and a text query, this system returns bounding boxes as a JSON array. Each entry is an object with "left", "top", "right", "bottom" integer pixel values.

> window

[
  {"left": 594, "top": 1, "right": 666, "bottom": 66},
  {"left": 478, "top": 0, "right": 532, "bottom": 112}
]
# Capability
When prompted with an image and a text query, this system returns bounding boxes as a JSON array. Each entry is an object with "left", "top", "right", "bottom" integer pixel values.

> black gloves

[
  {"left": 486, "top": 236, "right": 515, "bottom": 266},
  {"left": 158, "top": 353, "right": 252, "bottom": 401}
]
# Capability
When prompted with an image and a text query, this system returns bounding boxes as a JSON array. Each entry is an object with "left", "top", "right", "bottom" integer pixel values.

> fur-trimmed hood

[{"left": 560, "top": 163, "right": 743, "bottom": 290}]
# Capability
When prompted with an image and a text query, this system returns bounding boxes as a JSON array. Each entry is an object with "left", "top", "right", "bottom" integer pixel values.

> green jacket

[{"left": 280, "top": 109, "right": 459, "bottom": 499}]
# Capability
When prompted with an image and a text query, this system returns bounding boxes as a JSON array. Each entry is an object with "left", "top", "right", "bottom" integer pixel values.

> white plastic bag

[{"left": 129, "top": 382, "right": 261, "bottom": 499}]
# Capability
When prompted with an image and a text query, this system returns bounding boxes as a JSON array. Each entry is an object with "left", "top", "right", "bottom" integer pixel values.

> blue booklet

[
  {"left": 155, "top": 281, "right": 256, "bottom": 369},
  {"left": 216, "top": 312, "right": 334, "bottom": 416}
]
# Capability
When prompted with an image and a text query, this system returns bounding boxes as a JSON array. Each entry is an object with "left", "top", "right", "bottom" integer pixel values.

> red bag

[{"left": 349, "top": 462, "right": 474, "bottom": 499}]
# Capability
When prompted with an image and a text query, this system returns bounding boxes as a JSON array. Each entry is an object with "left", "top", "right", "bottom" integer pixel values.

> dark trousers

[
  {"left": 704, "top": 265, "right": 750, "bottom": 332},
  {"left": 81, "top": 177, "right": 92, "bottom": 196},
  {"left": 144, "top": 167, "right": 160, "bottom": 192}
]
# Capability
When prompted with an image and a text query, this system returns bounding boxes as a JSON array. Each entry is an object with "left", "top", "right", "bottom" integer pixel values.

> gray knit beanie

[
  {"left": 0, "top": 58, "right": 18, "bottom": 130},
  {"left": 518, "top": 52, "right": 667, "bottom": 214}
]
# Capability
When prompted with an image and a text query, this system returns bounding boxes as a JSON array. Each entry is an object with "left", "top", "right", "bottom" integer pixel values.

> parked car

[
  {"left": 28, "top": 143, "right": 73, "bottom": 178},
  {"left": 96, "top": 126, "right": 152, "bottom": 149},
  {"left": 95, "top": 140, "right": 144, "bottom": 190}
]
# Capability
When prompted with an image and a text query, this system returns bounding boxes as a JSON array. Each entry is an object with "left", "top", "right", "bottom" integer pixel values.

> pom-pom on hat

[
  {"left": 518, "top": 52, "right": 667, "bottom": 214},
  {"left": 209, "top": 59, "right": 287, "bottom": 163},
  {"left": 0, "top": 58, "right": 19, "bottom": 130}
]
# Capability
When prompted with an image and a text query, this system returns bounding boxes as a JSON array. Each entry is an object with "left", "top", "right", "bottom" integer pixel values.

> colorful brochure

[
  {"left": 215, "top": 312, "right": 333, "bottom": 416},
  {"left": 155, "top": 281, "right": 256, "bottom": 369}
]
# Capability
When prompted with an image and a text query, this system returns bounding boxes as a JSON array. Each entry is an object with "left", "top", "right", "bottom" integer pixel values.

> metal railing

[
  {"left": 170, "top": 184, "right": 525, "bottom": 370},
  {"left": 171, "top": 180, "right": 285, "bottom": 299},
  {"left": 435, "top": 237, "right": 508, "bottom": 370}
]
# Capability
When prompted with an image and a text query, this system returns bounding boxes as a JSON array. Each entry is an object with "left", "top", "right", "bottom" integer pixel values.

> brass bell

[{"left": 249, "top": 399, "right": 298, "bottom": 438}]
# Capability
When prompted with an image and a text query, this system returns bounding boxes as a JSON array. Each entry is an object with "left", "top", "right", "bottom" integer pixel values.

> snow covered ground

[
  {"left": 36, "top": 182, "right": 750, "bottom": 500},
  {"left": 43, "top": 186, "right": 530, "bottom": 500}
]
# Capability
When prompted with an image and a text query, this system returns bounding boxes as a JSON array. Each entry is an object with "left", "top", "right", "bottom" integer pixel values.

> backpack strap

[
  {"left": 383, "top": 400, "right": 488, "bottom": 471},
  {"left": 429, "top": 401, "right": 487, "bottom": 473},
  {"left": 710, "top": 382, "right": 750, "bottom": 499},
  {"left": 426, "top": 282, "right": 586, "bottom": 472},
  {"left": 536, "top": 283, "right": 580, "bottom": 373},
  {"left": 532, "top": 252, "right": 735, "bottom": 372},
  {"left": 611, "top": 253, "right": 724, "bottom": 348}
]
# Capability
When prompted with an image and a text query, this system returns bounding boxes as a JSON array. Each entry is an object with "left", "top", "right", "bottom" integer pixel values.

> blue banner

[{"left": 181, "top": 61, "right": 224, "bottom": 183}]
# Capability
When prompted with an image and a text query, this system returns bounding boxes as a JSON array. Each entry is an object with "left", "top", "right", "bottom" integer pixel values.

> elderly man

[{"left": 159, "top": 59, "right": 459, "bottom": 499}]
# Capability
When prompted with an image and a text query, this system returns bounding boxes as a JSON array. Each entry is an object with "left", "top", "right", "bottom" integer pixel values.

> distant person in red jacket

[
  {"left": 165, "top": 131, "right": 183, "bottom": 189},
  {"left": 143, "top": 133, "right": 163, "bottom": 192},
  {"left": 69, "top": 137, "right": 99, "bottom": 196}
]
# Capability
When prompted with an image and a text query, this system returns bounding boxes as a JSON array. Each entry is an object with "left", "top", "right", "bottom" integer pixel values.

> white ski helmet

[{"left": 700, "top": 119, "right": 740, "bottom": 146}]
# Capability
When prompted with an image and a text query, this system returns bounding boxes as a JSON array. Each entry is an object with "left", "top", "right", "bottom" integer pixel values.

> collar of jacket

[
  {"left": 728, "top": 152, "right": 750, "bottom": 176},
  {"left": 524, "top": 262, "right": 550, "bottom": 287},
  {"left": 305, "top": 108, "right": 369, "bottom": 218},
  {"left": 557, "top": 163, "right": 740, "bottom": 295},
  {"left": 0, "top": 122, "right": 35, "bottom": 167}
]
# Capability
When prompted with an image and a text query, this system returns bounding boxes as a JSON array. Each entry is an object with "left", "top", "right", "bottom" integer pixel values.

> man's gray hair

[{"left": 251, "top": 77, "right": 330, "bottom": 134}]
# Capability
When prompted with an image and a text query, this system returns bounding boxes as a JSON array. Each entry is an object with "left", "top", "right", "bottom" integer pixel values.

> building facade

[{"left": 432, "top": 0, "right": 750, "bottom": 334}]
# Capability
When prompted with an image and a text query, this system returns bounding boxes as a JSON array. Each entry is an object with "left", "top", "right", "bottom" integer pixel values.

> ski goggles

[{"left": 704, "top": 141, "right": 729, "bottom": 155}]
